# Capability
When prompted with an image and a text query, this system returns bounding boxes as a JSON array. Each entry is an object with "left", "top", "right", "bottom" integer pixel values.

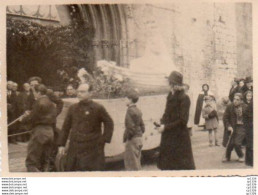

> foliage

[
  {"left": 7, "top": 17, "right": 94, "bottom": 88},
  {"left": 84, "top": 67, "right": 130, "bottom": 99},
  {"left": 7, "top": 17, "right": 132, "bottom": 99}
]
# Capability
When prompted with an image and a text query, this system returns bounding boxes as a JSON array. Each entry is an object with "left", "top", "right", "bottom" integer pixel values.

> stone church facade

[{"left": 7, "top": 3, "right": 252, "bottom": 98}]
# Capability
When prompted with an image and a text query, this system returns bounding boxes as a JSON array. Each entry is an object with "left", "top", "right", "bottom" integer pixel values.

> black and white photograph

[{"left": 3, "top": 2, "right": 254, "bottom": 175}]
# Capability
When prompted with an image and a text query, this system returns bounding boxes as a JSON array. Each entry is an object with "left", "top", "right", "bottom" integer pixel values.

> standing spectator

[
  {"left": 58, "top": 83, "right": 114, "bottom": 171},
  {"left": 20, "top": 84, "right": 57, "bottom": 172},
  {"left": 16, "top": 83, "right": 31, "bottom": 142},
  {"left": 243, "top": 101, "right": 253, "bottom": 166},
  {"left": 244, "top": 90, "right": 253, "bottom": 105},
  {"left": 202, "top": 95, "right": 219, "bottom": 146},
  {"left": 12, "top": 82, "right": 20, "bottom": 96},
  {"left": 228, "top": 78, "right": 239, "bottom": 102},
  {"left": 243, "top": 76, "right": 253, "bottom": 93},
  {"left": 53, "top": 86, "right": 64, "bottom": 98},
  {"left": 7, "top": 81, "right": 18, "bottom": 144},
  {"left": 229, "top": 78, "right": 245, "bottom": 102},
  {"left": 157, "top": 71, "right": 195, "bottom": 170},
  {"left": 222, "top": 93, "right": 247, "bottom": 162},
  {"left": 194, "top": 84, "right": 213, "bottom": 127},
  {"left": 123, "top": 88, "right": 145, "bottom": 171},
  {"left": 64, "top": 84, "right": 77, "bottom": 98}
]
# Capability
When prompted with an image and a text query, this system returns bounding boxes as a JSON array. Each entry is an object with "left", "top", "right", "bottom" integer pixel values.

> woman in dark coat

[
  {"left": 243, "top": 100, "right": 253, "bottom": 166},
  {"left": 194, "top": 84, "right": 211, "bottom": 126},
  {"left": 157, "top": 71, "right": 195, "bottom": 170}
]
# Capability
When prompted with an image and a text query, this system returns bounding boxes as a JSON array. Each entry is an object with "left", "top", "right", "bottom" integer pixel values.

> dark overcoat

[
  {"left": 194, "top": 93, "right": 205, "bottom": 125},
  {"left": 243, "top": 101, "right": 253, "bottom": 166},
  {"left": 58, "top": 99, "right": 114, "bottom": 171},
  {"left": 158, "top": 91, "right": 195, "bottom": 170}
]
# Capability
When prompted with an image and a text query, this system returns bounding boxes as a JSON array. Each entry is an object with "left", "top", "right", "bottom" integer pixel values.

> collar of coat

[
  {"left": 79, "top": 98, "right": 93, "bottom": 106},
  {"left": 127, "top": 103, "right": 137, "bottom": 108}
]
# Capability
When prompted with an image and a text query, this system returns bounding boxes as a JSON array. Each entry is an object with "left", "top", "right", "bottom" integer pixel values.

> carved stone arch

[{"left": 75, "top": 4, "right": 129, "bottom": 66}]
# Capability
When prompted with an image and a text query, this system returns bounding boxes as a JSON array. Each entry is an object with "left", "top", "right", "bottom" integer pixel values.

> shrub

[{"left": 7, "top": 17, "right": 94, "bottom": 88}]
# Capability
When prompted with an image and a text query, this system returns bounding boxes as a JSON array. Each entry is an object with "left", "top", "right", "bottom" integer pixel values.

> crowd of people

[
  {"left": 7, "top": 72, "right": 253, "bottom": 172},
  {"left": 192, "top": 75, "right": 253, "bottom": 166}
]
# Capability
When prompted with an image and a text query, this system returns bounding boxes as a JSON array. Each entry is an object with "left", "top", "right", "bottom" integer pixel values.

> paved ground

[{"left": 8, "top": 122, "right": 250, "bottom": 172}]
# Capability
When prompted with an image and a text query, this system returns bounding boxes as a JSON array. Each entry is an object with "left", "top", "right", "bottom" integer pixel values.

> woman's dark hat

[{"left": 168, "top": 71, "right": 183, "bottom": 85}]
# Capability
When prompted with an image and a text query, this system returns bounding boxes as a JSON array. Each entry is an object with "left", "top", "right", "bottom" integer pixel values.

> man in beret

[
  {"left": 58, "top": 83, "right": 114, "bottom": 171},
  {"left": 223, "top": 93, "right": 247, "bottom": 162}
]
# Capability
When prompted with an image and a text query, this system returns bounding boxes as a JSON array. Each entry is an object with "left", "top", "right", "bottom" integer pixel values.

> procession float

[{"left": 56, "top": 35, "right": 179, "bottom": 163}]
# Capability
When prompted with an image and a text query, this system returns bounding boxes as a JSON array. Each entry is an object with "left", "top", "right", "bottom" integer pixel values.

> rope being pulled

[{"left": 8, "top": 130, "right": 32, "bottom": 137}]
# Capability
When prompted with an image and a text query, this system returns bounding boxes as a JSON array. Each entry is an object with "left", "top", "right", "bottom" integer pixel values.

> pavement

[{"left": 8, "top": 122, "right": 250, "bottom": 172}]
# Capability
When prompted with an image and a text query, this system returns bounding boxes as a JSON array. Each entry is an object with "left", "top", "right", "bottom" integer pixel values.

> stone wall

[{"left": 124, "top": 3, "right": 251, "bottom": 99}]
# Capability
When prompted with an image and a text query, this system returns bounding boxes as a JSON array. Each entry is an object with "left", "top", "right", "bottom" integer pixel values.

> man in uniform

[
  {"left": 21, "top": 84, "right": 57, "bottom": 172},
  {"left": 58, "top": 83, "right": 114, "bottom": 171}
]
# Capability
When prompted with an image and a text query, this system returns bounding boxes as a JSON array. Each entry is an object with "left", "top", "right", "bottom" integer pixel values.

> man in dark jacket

[
  {"left": 58, "top": 83, "right": 114, "bottom": 171},
  {"left": 222, "top": 93, "right": 247, "bottom": 162},
  {"left": 157, "top": 71, "right": 195, "bottom": 170},
  {"left": 123, "top": 88, "right": 145, "bottom": 170},
  {"left": 21, "top": 84, "right": 57, "bottom": 172}
]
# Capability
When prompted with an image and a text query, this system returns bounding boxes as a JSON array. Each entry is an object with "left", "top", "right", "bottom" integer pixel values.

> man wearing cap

[
  {"left": 58, "top": 83, "right": 114, "bottom": 171},
  {"left": 157, "top": 71, "right": 195, "bottom": 170},
  {"left": 222, "top": 93, "right": 247, "bottom": 162},
  {"left": 20, "top": 84, "right": 57, "bottom": 172}
]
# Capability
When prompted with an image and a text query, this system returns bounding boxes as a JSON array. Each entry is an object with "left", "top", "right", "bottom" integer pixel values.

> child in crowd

[
  {"left": 202, "top": 95, "right": 219, "bottom": 146},
  {"left": 123, "top": 88, "right": 145, "bottom": 170}
]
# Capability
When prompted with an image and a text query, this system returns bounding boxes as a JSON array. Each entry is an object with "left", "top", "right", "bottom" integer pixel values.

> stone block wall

[{"left": 124, "top": 3, "right": 251, "bottom": 99}]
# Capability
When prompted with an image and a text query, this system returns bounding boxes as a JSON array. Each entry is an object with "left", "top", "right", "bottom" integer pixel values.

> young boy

[
  {"left": 202, "top": 95, "right": 219, "bottom": 146},
  {"left": 123, "top": 88, "right": 145, "bottom": 170}
]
